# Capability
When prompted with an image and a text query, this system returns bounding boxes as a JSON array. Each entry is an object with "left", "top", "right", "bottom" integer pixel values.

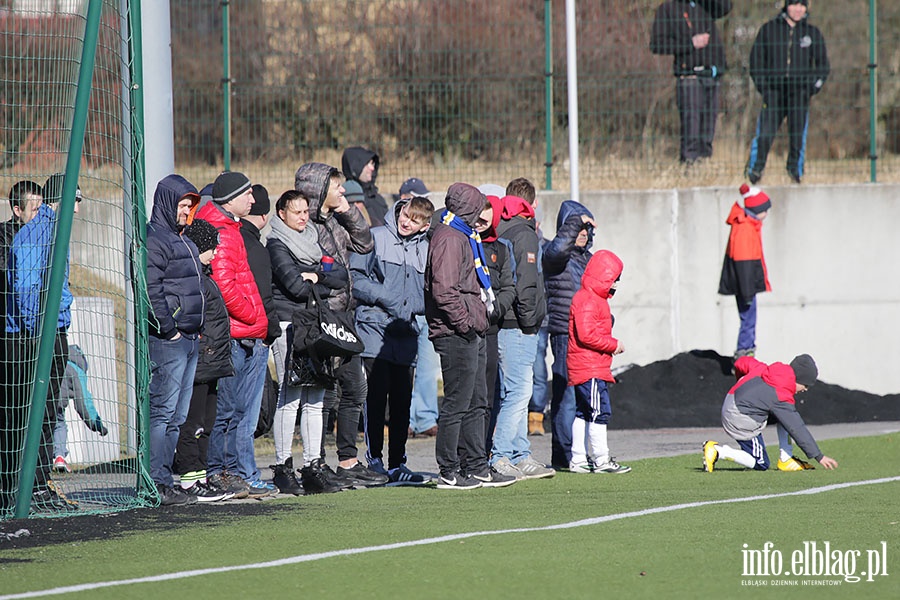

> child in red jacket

[
  {"left": 718, "top": 184, "right": 772, "bottom": 359},
  {"left": 567, "top": 250, "right": 630, "bottom": 474},
  {"left": 703, "top": 353, "right": 839, "bottom": 472}
]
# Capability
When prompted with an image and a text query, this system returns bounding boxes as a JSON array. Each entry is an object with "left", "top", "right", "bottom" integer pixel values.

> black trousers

[
  {"left": 321, "top": 354, "right": 367, "bottom": 462},
  {"left": 362, "top": 358, "right": 413, "bottom": 469},
  {"left": 676, "top": 76, "right": 719, "bottom": 163},
  {"left": 747, "top": 86, "right": 811, "bottom": 178},
  {"left": 432, "top": 334, "right": 488, "bottom": 477},
  {"left": 174, "top": 380, "right": 219, "bottom": 476}
]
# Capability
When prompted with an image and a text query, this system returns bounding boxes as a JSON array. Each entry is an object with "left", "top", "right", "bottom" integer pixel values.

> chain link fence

[{"left": 169, "top": 0, "right": 900, "bottom": 196}]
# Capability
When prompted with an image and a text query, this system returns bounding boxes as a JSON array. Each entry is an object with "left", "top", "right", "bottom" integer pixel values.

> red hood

[
  {"left": 731, "top": 357, "right": 797, "bottom": 404},
  {"left": 481, "top": 195, "right": 504, "bottom": 242},
  {"left": 726, "top": 202, "right": 762, "bottom": 229},
  {"left": 581, "top": 250, "right": 623, "bottom": 299},
  {"left": 500, "top": 195, "right": 535, "bottom": 220}
]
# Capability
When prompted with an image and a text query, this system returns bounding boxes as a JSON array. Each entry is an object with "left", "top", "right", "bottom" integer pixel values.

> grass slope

[{"left": 1, "top": 434, "right": 897, "bottom": 599}]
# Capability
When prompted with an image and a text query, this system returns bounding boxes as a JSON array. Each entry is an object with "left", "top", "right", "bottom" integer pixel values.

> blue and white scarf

[{"left": 442, "top": 209, "right": 491, "bottom": 289}]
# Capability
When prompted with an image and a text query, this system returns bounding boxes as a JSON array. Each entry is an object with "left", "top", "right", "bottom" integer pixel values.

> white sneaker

[
  {"left": 594, "top": 459, "right": 631, "bottom": 474},
  {"left": 569, "top": 461, "right": 593, "bottom": 474}
]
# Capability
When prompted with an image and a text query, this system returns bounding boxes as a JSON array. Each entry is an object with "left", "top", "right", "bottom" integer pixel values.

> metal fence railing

[{"left": 169, "top": 0, "right": 900, "bottom": 196}]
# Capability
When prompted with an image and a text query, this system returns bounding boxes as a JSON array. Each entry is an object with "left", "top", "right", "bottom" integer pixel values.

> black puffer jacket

[
  {"left": 268, "top": 235, "right": 350, "bottom": 323},
  {"left": 240, "top": 219, "right": 281, "bottom": 345},
  {"left": 146, "top": 174, "right": 205, "bottom": 339},
  {"left": 294, "top": 162, "right": 374, "bottom": 311},
  {"left": 750, "top": 8, "right": 829, "bottom": 96},
  {"left": 650, "top": 0, "right": 731, "bottom": 77},
  {"left": 341, "top": 146, "right": 389, "bottom": 227},
  {"left": 542, "top": 200, "right": 594, "bottom": 336},
  {"left": 194, "top": 266, "right": 233, "bottom": 383}
]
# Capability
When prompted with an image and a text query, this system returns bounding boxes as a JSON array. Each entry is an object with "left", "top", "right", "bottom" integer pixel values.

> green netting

[
  {"left": 1, "top": 1, "right": 154, "bottom": 519},
  {"left": 171, "top": 0, "right": 900, "bottom": 194}
]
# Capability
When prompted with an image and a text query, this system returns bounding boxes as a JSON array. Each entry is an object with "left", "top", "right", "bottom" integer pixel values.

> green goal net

[{"left": 1, "top": 0, "right": 153, "bottom": 520}]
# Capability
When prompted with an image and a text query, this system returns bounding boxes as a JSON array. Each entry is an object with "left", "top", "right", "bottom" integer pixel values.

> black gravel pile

[{"left": 611, "top": 350, "right": 900, "bottom": 429}]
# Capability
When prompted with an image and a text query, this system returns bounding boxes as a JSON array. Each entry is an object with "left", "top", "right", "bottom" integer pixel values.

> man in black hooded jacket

[
  {"left": 746, "top": 0, "right": 829, "bottom": 185},
  {"left": 341, "top": 146, "right": 389, "bottom": 227}
]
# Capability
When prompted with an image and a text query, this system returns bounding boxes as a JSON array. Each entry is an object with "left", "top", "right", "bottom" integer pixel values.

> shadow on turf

[{"left": 0, "top": 502, "right": 301, "bottom": 556}]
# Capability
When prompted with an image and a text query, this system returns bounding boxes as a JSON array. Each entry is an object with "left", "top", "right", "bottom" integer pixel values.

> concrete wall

[
  {"left": 3, "top": 182, "right": 898, "bottom": 395},
  {"left": 537, "top": 184, "right": 900, "bottom": 395}
]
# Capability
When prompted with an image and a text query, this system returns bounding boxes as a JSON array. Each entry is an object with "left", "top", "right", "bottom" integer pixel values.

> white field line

[{"left": 3, "top": 476, "right": 899, "bottom": 599}]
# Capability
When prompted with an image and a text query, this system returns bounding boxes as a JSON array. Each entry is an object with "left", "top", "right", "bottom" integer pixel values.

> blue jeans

[
  {"left": 149, "top": 334, "right": 199, "bottom": 486},
  {"left": 409, "top": 315, "right": 440, "bottom": 433},
  {"left": 736, "top": 296, "right": 757, "bottom": 352},
  {"left": 549, "top": 333, "right": 576, "bottom": 467},
  {"left": 529, "top": 325, "right": 550, "bottom": 413},
  {"left": 208, "top": 339, "right": 268, "bottom": 481},
  {"left": 491, "top": 329, "right": 538, "bottom": 465}
]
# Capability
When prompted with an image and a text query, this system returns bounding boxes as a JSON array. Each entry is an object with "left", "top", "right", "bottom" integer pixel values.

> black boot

[
  {"left": 272, "top": 458, "right": 304, "bottom": 496},
  {"left": 300, "top": 462, "right": 345, "bottom": 495}
]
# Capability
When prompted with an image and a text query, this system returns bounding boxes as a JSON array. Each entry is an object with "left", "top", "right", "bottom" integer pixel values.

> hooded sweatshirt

[
  {"left": 495, "top": 195, "right": 546, "bottom": 333},
  {"left": 567, "top": 250, "right": 623, "bottom": 385},
  {"left": 341, "top": 146, "right": 389, "bottom": 227},
  {"left": 425, "top": 183, "right": 491, "bottom": 339},
  {"left": 294, "top": 162, "right": 374, "bottom": 310},
  {"left": 146, "top": 174, "right": 205, "bottom": 339},
  {"left": 721, "top": 356, "right": 822, "bottom": 461},
  {"left": 749, "top": 3, "right": 829, "bottom": 96},
  {"left": 480, "top": 195, "right": 516, "bottom": 333}
]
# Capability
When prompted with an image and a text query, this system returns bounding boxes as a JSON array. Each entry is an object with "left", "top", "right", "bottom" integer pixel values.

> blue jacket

[
  {"left": 350, "top": 200, "right": 428, "bottom": 365},
  {"left": 542, "top": 200, "right": 594, "bottom": 336},
  {"left": 146, "top": 174, "right": 205, "bottom": 339},
  {"left": 5, "top": 203, "right": 72, "bottom": 334}
]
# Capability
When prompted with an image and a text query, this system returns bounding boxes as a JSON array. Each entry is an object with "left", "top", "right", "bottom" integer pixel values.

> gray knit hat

[{"left": 212, "top": 171, "right": 251, "bottom": 204}]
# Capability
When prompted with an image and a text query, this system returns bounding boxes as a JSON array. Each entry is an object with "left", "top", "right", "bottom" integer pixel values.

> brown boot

[{"left": 528, "top": 412, "right": 544, "bottom": 436}]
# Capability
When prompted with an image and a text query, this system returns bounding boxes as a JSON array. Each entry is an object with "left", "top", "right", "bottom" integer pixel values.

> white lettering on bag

[{"left": 321, "top": 322, "right": 359, "bottom": 344}]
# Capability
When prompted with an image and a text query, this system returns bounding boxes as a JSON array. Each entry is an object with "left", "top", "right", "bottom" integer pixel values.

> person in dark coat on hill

[
  {"left": 703, "top": 353, "right": 838, "bottom": 472},
  {"left": 341, "top": 146, "right": 389, "bottom": 227},
  {"left": 650, "top": 0, "right": 732, "bottom": 166},
  {"left": 146, "top": 174, "right": 205, "bottom": 506},
  {"left": 173, "top": 218, "right": 232, "bottom": 502},
  {"left": 746, "top": 0, "right": 829, "bottom": 184},
  {"left": 541, "top": 200, "right": 596, "bottom": 469}
]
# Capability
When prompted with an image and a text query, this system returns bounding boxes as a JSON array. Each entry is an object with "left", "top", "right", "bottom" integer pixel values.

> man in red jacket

[
  {"left": 703, "top": 353, "right": 839, "bottom": 472},
  {"left": 196, "top": 171, "right": 274, "bottom": 498}
]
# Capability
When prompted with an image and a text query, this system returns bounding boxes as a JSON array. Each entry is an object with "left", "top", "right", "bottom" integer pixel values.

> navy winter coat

[
  {"left": 542, "top": 200, "right": 595, "bottom": 336},
  {"left": 146, "top": 175, "right": 205, "bottom": 339}
]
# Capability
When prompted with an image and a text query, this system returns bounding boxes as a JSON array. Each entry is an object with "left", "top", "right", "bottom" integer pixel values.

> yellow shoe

[
  {"left": 528, "top": 412, "right": 544, "bottom": 436},
  {"left": 702, "top": 440, "right": 718, "bottom": 472},
  {"left": 777, "top": 456, "right": 815, "bottom": 471}
]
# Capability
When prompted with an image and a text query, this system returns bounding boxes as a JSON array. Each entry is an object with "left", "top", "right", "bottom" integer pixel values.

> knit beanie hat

[
  {"left": 790, "top": 354, "right": 818, "bottom": 387},
  {"left": 740, "top": 183, "right": 772, "bottom": 214},
  {"left": 250, "top": 184, "right": 270, "bottom": 216},
  {"left": 212, "top": 171, "right": 251, "bottom": 204},
  {"left": 343, "top": 180, "right": 365, "bottom": 203},
  {"left": 183, "top": 218, "right": 219, "bottom": 254}
]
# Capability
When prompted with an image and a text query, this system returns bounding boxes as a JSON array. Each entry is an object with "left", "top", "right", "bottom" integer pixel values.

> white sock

[
  {"left": 571, "top": 417, "right": 588, "bottom": 465},
  {"left": 715, "top": 443, "right": 757, "bottom": 469},
  {"left": 776, "top": 424, "right": 793, "bottom": 462},
  {"left": 587, "top": 422, "right": 609, "bottom": 465},
  {"left": 300, "top": 388, "right": 325, "bottom": 467}
]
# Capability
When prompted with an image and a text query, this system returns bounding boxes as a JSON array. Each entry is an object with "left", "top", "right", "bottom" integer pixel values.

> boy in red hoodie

[
  {"left": 703, "top": 353, "right": 839, "bottom": 472},
  {"left": 567, "top": 250, "right": 631, "bottom": 474}
]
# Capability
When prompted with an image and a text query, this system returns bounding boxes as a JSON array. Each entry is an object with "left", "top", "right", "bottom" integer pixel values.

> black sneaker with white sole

[
  {"left": 436, "top": 472, "right": 482, "bottom": 490},
  {"left": 183, "top": 481, "right": 231, "bottom": 502},
  {"left": 471, "top": 468, "right": 517, "bottom": 488}
]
